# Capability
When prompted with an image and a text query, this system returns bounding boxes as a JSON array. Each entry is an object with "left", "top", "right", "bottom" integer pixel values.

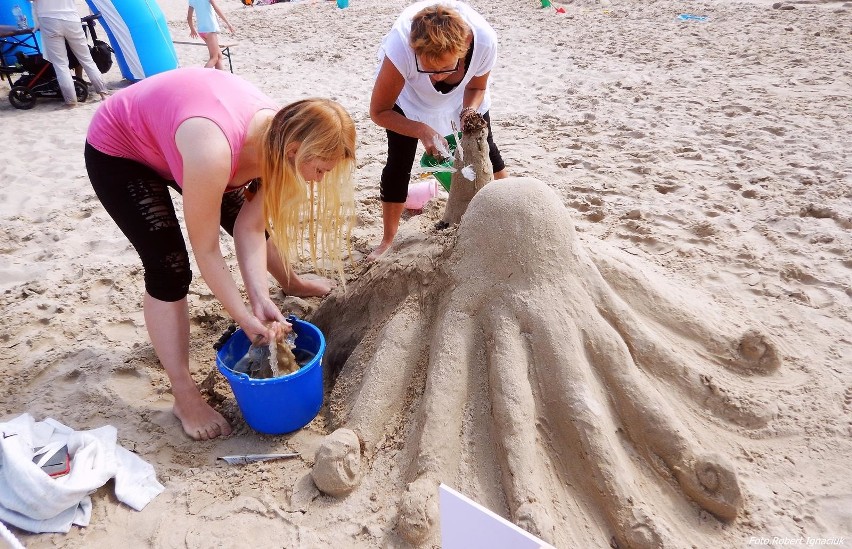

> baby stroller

[
  {"left": 1, "top": 14, "right": 113, "bottom": 110},
  {"left": 2, "top": 52, "right": 88, "bottom": 109}
]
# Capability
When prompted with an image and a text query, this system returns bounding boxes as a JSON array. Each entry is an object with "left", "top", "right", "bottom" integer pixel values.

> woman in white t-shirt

[{"left": 368, "top": 1, "right": 509, "bottom": 260}]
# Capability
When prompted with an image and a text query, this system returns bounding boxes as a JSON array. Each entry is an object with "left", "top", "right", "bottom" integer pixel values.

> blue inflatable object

[
  {"left": 85, "top": 0, "right": 177, "bottom": 81},
  {"left": 0, "top": 0, "right": 41, "bottom": 65},
  {"left": 216, "top": 317, "right": 326, "bottom": 435},
  {"left": 677, "top": 14, "right": 708, "bottom": 22}
]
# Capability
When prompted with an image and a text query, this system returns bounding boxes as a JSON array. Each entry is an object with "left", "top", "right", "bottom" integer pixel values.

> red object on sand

[{"left": 555, "top": 7, "right": 566, "bottom": 13}]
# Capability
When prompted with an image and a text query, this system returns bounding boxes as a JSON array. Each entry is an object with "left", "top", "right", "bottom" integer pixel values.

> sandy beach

[{"left": 1, "top": 0, "right": 851, "bottom": 547}]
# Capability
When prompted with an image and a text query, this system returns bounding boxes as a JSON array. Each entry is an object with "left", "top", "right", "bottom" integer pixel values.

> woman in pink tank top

[{"left": 85, "top": 68, "right": 356, "bottom": 441}]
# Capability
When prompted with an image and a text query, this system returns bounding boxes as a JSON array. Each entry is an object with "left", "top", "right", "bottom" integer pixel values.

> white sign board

[{"left": 439, "top": 484, "right": 556, "bottom": 549}]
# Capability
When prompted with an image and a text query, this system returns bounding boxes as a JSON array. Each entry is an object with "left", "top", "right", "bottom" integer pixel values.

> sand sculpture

[
  {"left": 307, "top": 121, "right": 781, "bottom": 547},
  {"left": 442, "top": 110, "right": 493, "bottom": 225}
]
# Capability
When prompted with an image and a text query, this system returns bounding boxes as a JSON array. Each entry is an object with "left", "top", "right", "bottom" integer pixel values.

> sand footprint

[
  {"left": 107, "top": 365, "right": 157, "bottom": 407},
  {"left": 102, "top": 319, "right": 143, "bottom": 343},
  {"left": 800, "top": 204, "right": 852, "bottom": 230}
]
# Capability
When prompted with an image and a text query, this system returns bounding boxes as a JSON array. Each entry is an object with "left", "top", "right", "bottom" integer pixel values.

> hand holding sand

[{"left": 268, "top": 321, "right": 300, "bottom": 376}]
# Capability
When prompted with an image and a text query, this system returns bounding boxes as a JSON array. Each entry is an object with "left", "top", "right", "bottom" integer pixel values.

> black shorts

[
  {"left": 380, "top": 104, "right": 506, "bottom": 203},
  {"left": 84, "top": 142, "right": 247, "bottom": 302}
]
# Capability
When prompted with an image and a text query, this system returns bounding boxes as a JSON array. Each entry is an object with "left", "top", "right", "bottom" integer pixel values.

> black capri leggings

[
  {"left": 380, "top": 104, "right": 506, "bottom": 203},
  {"left": 84, "top": 142, "right": 246, "bottom": 302}
]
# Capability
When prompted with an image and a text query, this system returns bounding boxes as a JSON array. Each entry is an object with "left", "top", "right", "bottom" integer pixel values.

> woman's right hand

[{"left": 419, "top": 126, "right": 450, "bottom": 161}]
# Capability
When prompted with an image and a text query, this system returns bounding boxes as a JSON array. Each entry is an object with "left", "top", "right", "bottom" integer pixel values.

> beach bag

[
  {"left": 89, "top": 39, "right": 113, "bottom": 74},
  {"left": 66, "top": 39, "right": 113, "bottom": 74}
]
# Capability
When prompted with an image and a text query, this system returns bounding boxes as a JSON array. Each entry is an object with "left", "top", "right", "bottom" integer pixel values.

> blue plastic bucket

[{"left": 216, "top": 317, "right": 325, "bottom": 435}]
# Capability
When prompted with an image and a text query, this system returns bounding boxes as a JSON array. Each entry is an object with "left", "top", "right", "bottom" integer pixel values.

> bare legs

[
  {"left": 144, "top": 292, "right": 232, "bottom": 440},
  {"left": 368, "top": 168, "right": 509, "bottom": 261},
  {"left": 201, "top": 32, "right": 224, "bottom": 70},
  {"left": 367, "top": 202, "right": 406, "bottom": 261},
  {"left": 142, "top": 241, "right": 329, "bottom": 441}
]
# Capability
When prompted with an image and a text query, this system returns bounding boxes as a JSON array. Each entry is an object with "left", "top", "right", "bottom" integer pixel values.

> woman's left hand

[
  {"left": 460, "top": 106, "right": 478, "bottom": 129},
  {"left": 252, "top": 297, "right": 287, "bottom": 327}
]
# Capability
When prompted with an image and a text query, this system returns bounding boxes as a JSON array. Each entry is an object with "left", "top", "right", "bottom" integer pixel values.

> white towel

[{"left": 0, "top": 413, "right": 165, "bottom": 534}]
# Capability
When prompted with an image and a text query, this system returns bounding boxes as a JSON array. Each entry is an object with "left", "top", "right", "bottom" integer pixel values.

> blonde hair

[
  {"left": 260, "top": 98, "right": 356, "bottom": 284},
  {"left": 409, "top": 5, "right": 471, "bottom": 64}
]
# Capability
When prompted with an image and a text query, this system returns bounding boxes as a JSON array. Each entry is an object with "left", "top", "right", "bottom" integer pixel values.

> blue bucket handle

[{"left": 213, "top": 323, "right": 237, "bottom": 351}]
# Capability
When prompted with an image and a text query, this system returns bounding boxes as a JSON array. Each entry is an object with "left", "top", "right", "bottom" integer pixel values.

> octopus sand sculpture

[{"left": 308, "top": 114, "right": 781, "bottom": 547}]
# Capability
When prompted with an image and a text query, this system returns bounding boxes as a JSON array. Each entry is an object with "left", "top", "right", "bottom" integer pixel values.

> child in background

[{"left": 187, "top": 0, "right": 235, "bottom": 70}]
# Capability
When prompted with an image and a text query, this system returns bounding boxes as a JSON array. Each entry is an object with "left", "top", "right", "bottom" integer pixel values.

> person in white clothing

[
  {"left": 29, "top": 0, "right": 109, "bottom": 107},
  {"left": 367, "top": 1, "right": 509, "bottom": 261},
  {"left": 187, "top": 0, "right": 235, "bottom": 70}
]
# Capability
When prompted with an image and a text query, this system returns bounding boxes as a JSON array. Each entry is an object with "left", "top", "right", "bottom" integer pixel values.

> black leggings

[
  {"left": 380, "top": 104, "right": 506, "bottom": 203},
  {"left": 84, "top": 142, "right": 246, "bottom": 302}
]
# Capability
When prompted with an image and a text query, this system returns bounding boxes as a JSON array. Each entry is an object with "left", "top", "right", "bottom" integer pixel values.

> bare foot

[
  {"left": 282, "top": 274, "right": 334, "bottom": 297},
  {"left": 98, "top": 91, "right": 110, "bottom": 100},
  {"left": 64, "top": 102, "right": 78, "bottom": 109},
  {"left": 367, "top": 241, "right": 393, "bottom": 262},
  {"left": 172, "top": 388, "right": 232, "bottom": 440}
]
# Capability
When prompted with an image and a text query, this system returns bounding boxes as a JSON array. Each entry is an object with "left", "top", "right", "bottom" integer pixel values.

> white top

[
  {"left": 31, "top": 0, "right": 80, "bottom": 23},
  {"left": 377, "top": 0, "right": 498, "bottom": 137},
  {"left": 189, "top": 0, "right": 219, "bottom": 33}
]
